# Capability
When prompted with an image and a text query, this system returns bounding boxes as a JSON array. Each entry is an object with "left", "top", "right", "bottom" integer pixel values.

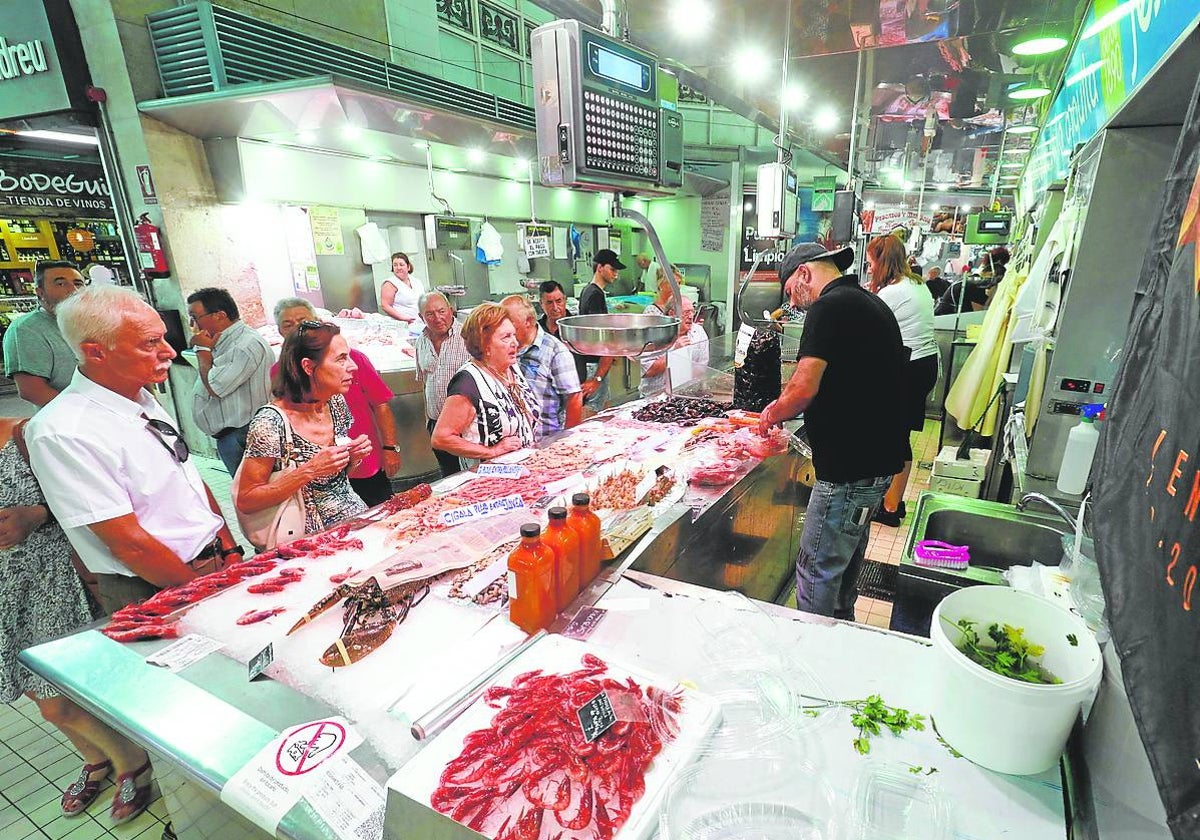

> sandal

[
  {"left": 61, "top": 759, "right": 112, "bottom": 816},
  {"left": 110, "top": 757, "right": 153, "bottom": 825}
]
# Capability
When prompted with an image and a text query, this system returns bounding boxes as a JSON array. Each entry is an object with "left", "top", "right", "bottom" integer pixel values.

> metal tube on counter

[{"left": 410, "top": 630, "right": 547, "bottom": 741}]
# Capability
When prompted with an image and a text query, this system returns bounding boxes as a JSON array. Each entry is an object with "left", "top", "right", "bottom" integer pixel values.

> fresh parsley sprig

[
  {"left": 942, "top": 618, "right": 1062, "bottom": 685},
  {"left": 799, "top": 694, "right": 926, "bottom": 755}
]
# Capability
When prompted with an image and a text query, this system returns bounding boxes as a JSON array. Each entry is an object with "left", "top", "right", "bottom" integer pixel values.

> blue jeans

[
  {"left": 796, "top": 476, "right": 891, "bottom": 620},
  {"left": 215, "top": 424, "right": 250, "bottom": 476},
  {"left": 584, "top": 362, "right": 610, "bottom": 411}
]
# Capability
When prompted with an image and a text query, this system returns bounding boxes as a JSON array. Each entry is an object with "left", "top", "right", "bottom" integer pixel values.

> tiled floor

[{"left": 0, "top": 697, "right": 167, "bottom": 840}]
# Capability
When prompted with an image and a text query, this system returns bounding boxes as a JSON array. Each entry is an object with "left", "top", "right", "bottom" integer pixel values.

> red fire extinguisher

[{"left": 133, "top": 213, "right": 170, "bottom": 277}]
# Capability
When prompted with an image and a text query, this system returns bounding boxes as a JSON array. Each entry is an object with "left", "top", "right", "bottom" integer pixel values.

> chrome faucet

[{"left": 1015, "top": 492, "right": 1081, "bottom": 533}]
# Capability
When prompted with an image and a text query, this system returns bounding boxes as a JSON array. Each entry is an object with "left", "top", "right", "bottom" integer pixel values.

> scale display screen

[{"left": 585, "top": 36, "right": 653, "bottom": 95}]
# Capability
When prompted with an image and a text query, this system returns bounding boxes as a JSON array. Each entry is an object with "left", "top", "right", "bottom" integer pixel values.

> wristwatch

[{"left": 220, "top": 544, "right": 245, "bottom": 558}]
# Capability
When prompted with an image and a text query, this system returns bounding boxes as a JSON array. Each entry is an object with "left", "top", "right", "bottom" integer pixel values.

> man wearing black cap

[
  {"left": 759, "top": 243, "right": 909, "bottom": 620},
  {"left": 577, "top": 248, "right": 625, "bottom": 410}
]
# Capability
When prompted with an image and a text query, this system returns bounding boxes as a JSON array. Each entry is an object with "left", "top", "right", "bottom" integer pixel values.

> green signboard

[{"left": 0, "top": 0, "right": 87, "bottom": 122}]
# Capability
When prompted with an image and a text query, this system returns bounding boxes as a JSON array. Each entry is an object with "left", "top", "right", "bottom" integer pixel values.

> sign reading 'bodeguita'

[
  {"left": 0, "top": 165, "right": 113, "bottom": 213},
  {"left": 0, "top": 36, "right": 49, "bottom": 80}
]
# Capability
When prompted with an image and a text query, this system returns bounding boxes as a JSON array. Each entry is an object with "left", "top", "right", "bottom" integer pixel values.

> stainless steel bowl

[{"left": 556, "top": 313, "right": 681, "bottom": 358}]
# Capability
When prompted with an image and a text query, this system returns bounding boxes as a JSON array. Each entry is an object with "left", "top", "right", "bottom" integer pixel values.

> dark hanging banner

[{"left": 1091, "top": 78, "right": 1200, "bottom": 838}]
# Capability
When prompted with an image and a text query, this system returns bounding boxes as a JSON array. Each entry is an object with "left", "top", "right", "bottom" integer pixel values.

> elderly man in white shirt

[
  {"left": 412, "top": 291, "right": 472, "bottom": 477},
  {"left": 185, "top": 287, "right": 272, "bottom": 475},
  {"left": 26, "top": 285, "right": 244, "bottom": 615}
]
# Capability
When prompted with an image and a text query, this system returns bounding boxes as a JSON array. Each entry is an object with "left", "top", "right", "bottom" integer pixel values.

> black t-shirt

[
  {"left": 796, "top": 274, "right": 909, "bottom": 483},
  {"left": 934, "top": 279, "right": 987, "bottom": 315},
  {"left": 925, "top": 277, "right": 950, "bottom": 300},
  {"left": 576, "top": 282, "right": 608, "bottom": 367},
  {"left": 541, "top": 312, "right": 588, "bottom": 383}
]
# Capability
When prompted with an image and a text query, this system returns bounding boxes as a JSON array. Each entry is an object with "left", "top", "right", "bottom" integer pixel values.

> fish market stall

[{"left": 18, "top": 396, "right": 1069, "bottom": 840}]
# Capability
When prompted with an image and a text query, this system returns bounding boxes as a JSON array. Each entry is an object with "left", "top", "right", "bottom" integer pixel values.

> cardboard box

[
  {"left": 929, "top": 474, "right": 984, "bottom": 498},
  {"left": 933, "top": 446, "right": 991, "bottom": 481}
]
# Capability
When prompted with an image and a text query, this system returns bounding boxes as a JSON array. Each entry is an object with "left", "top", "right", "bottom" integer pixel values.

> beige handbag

[{"left": 234, "top": 405, "right": 310, "bottom": 551}]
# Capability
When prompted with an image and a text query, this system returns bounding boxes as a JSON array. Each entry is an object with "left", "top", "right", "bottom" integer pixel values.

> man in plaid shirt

[{"left": 501, "top": 295, "right": 582, "bottom": 440}]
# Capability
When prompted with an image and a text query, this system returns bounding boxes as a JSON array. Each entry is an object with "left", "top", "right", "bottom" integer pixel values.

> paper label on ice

[
  {"left": 145, "top": 634, "right": 224, "bottom": 672},
  {"left": 460, "top": 557, "right": 510, "bottom": 601},
  {"left": 475, "top": 463, "right": 528, "bottom": 478},
  {"left": 439, "top": 493, "right": 526, "bottom": 526}
]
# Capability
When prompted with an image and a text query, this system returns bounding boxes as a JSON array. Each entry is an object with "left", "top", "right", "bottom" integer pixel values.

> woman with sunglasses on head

[
  {"left": 236, "top": 321, "right": 372, "bottom": 534},
  {"left": 431, "top": 302, "right": 539, "bottom": 471}
]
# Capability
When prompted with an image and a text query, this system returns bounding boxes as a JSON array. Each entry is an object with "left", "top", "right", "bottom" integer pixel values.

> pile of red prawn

[
  {"left": 100, "top": 485, "right": 432, "bottom": 643},
  {"left": 432, "top": 654, "right": 681, "bottom": 840}
]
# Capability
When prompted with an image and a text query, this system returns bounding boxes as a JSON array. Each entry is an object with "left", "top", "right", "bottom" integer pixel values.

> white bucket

[{"left": 930, "top": 585, "right": 1103, "bottom": 775}]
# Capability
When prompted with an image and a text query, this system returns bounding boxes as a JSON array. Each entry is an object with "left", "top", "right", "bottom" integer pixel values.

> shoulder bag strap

[{"left": 12, "top": 419, "right": 31, "bottom": 465}]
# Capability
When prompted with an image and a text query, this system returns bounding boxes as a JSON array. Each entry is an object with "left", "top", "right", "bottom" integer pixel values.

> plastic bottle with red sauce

[
  {"left": 507, "top": 523, "right": 557, "bottom": 634},
  {"left": 544, "top": 506, "right": 581, "bottom": 610},
  {"left": 567, "top": 492, "right": 603, "bottom": 588}
]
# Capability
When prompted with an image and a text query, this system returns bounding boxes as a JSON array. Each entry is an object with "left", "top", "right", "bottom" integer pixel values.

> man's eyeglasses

[{"left": 145, "top": 417, "right": 190, "bottom": 463}]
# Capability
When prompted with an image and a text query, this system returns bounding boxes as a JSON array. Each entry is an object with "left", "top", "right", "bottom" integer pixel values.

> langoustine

[{"left": 430, "top": 654, "right": 682, "bottom": 840}]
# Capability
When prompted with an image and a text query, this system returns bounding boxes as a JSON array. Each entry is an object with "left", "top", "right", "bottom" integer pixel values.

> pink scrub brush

[{"left": 914, "top": 540, "right": 970, "bottom": 570}]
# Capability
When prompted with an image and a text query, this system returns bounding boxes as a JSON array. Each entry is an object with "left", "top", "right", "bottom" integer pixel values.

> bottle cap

[
  {"left": 1080, "top": 403, "right": 1105, "bottom": 423},
  {"left": 548, "top": 506, "right": 568, "bottom": 519},
  {"left": 520, "top": 523, "right": 541, "bottom": 538},
  {"left": 572, "top": 492, "right": 591, "bottom": 506}
]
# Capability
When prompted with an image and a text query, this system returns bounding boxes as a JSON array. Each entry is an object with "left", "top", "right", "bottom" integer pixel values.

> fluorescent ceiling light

[
  {"left": 1003, "top": 147, "right": 1030, "bottom": 155},
  {"left": 297, "top": 130, "right": 317, "bottom": 144},
  {"left": 341, "top": 125, "right": 362, "bottom": 139},
  {"left": 671, "top": 0, "right": 714, "bottom": 33},
  {"left": 1008, "top": 124, "right": 1039, "bottom": 135},
  {"left": 1009, "top": 86, "right": 1052, "bottom": 101},
  {"left": 930, "top": 204, "right": 941, "bottom": 210},
  {"left": 413, "top": 140, "right": 429, "bottom": 149},
  {"left": 467, "top": 148, "right": 485, "bottom": 164},
  {"left": 14, "top": 129, "right": 99, "bottom": 146},
  {"left": 1082, "top": 1, "right": 1135, "bottom": 39},
  {"left": 902, "top": 180, "right": 914, "bottom": 190},
  {"left": 813, "top": 106, "right": 838, "bottom": 132},
  {"left": 1065, "top": 61, "right": 1104, "bottom": 87},
  {"left": 1012, "top": 36, "right": 1068, "bottom": 56},
  {"left": 513, "top": 157, "right": 529, "bottom": 170},
  {"left": 960, "top": 204, "right": 972, "bottom": 212},
  {"left": 733, "top": 47, "right": 771, "bottom": 83},
  {"left": 864, "top": 201, "right": 875, "bottom": 210}
]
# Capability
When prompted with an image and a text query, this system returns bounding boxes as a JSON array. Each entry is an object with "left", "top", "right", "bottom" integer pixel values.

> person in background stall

[
  {"left": 934, "top": 254, "right": 991, "bottom": 316},
  {"left": 185, "top": 287, "right": 273, "bottom": 475},
  {"left": 0, "top": 415, "right": 155, "bottom": 825},
  {"left": 273, "top": 298, "right": 401, "bottom": 505},
  {"left": 501, "top": 294, "right": 582, "bottom": 439},
  {"left": 639, "top": 296, "right": 709, "bottom": 396},
  {"left": 237, "top": 321, "right": 371, "bottom": 533},
  {"left": 758, "top": 243, "right": 908, "bottom": 621},
  {"left": 865, "top": 235, "right": 938, "bottom": 526},
  {"left": 578, "top": 249, "right": 624, "bottom": 411},
  {"left": 413, "top": 291, "right": 472, "bottom": 477},
  {"left": 2, "top": 260, "right": 85, "bottom": 408},
  {"left": 538, "top": 280, "right": 588, "bottom": 387},
  {"left": 431, "top": 303, "right": 538, "bottom": 469},
  {"left": 379, "top": 252, "right": 425, "bottom": 324},
  {"left": 924, "top": 265, "right": 949, "bottom": 300},
  {"left": 27, "top": 286, "right": 243, "bottom": 613},
  {"left": 643, "top": 266, "right": 679, "bottom": 317},
  {"left": 981, "top": 246, "right": 1010, "bottom": 304}
]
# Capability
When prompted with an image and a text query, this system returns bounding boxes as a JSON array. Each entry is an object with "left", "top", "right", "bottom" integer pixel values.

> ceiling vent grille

[{"left": 146, "top": 2, "right": 534, "bottom": 131}]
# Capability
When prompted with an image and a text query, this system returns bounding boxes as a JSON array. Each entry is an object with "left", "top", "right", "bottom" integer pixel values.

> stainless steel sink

[{"left": 892, "top": 492, "right": 1069, "bottom": 635}]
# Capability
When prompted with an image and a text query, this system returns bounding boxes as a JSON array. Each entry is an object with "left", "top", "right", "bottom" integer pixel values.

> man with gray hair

[
  {"left": 26, "top": 285, "right": 244, "bottom": 613},
  {"left": 412, "top": 291, "right": 470, "bottom": 476},
  {"left": 2, "top": 260, "right": 86, "bottom": 408},
  {"left": 271, "top": 297, "right": 400, "bottom": 505},
  {"left": 501, "top": 294, "right": 582, "bottom": 438}
]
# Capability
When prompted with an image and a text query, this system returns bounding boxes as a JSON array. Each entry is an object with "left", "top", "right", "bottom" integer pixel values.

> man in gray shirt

[
  {"left": 2, "top": 260, "right": 85, "bottom": 408},
  {"left": 186, "top": 287, "right": 272, "bottom": 474}
]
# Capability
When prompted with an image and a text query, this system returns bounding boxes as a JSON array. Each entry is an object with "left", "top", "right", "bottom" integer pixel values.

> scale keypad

[{"left": 582, "top": 90, "right": 659, "bottom": 180}]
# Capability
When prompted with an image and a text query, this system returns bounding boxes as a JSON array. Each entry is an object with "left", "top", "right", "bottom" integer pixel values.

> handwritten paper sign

[
  {"left": 475, "top": 463, "right": 528, "bottom": 478},
  {"left": 439, "top": 493, "right": 527, "bottom": 527}
]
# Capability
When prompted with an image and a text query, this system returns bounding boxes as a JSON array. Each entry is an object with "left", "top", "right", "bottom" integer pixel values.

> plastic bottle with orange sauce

[
  {"left": 507, "top": 523, "right": 557, "bottom": 634},
  {"left": 544, "top": 507, "right": 581, "bottom": 610},
  {"left": 567, "top": 492, "right": 603, "bottom": 588}
]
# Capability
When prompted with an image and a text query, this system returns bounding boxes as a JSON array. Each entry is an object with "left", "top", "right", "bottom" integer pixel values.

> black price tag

[
  {"left": 562, "top": 606, "right": 607, "bottom": 641},
  {"left": 248, "top": 643, "right": 274, "bottom": 681},
  {"left": 576, "top": 690, "right": 617, "bottom": 743}
]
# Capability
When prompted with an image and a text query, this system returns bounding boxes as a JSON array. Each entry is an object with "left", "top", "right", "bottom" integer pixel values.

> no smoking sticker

[{"left": 276, "top": 720, "right": 349, "bottom": 776}]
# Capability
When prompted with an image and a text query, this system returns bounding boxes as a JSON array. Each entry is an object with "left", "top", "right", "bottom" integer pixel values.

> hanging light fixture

[
  {"left": 1009, "top": 84, "right": 1052, "bottom": 101},
  {"left": 1012, "top": 36, "right": 1068, "bottom": 56}
]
